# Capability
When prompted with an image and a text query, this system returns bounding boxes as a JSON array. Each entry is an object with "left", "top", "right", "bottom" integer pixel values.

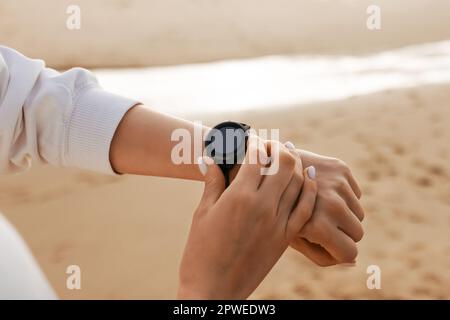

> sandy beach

[
  {"left": 1, "top": 0, "right": 450, "bottom": 68},
  {"left": 1, "top": 83, "right": 449, "bottom": 299},
  {"left": 0, "top": 0, "right": 449, "bottom": 300}
]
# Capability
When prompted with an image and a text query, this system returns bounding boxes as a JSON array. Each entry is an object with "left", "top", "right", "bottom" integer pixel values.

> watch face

[{"left": 205, "top": 122, "right": 248, "bottom": 166}]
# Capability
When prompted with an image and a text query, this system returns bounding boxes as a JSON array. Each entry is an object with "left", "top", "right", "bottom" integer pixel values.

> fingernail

[
  {"left": 197, "top": 157, "right": 208, "bottom": 176},
  {"left": 307, "top": 166, "right": 316, "bottom": 179},
  {"left": 259, "top": 153, "right": 271, "bottom": 165},
  {"left": 203, "top": 156, "right": 215, "bottom": 165},
  {"left": 285, "top": 141, "right": 295, "bottom": 150}
]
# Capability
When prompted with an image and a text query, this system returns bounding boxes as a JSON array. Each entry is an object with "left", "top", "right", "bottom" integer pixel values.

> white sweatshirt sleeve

[{"left": 0, "top": 46, "right": 138, "bottom": 175}]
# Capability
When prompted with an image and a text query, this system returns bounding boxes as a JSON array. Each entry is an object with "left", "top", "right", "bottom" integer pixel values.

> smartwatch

[{"left": 204, "top": 121, "right": 251, "bottom": 186}]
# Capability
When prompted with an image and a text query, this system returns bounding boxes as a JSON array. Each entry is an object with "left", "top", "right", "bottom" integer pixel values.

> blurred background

[{"left": 0, "top": 0, "right": 449, "bottom": 299}]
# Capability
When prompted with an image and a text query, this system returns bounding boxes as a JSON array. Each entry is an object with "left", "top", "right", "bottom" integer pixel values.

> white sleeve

[{"left": 0, "top": 46, "right": 138, "bottom": 175}]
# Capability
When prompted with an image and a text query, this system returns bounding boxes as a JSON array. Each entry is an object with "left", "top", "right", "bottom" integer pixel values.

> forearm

[{"left": 110, "top": 104, "right": 209, "bottom": 181}]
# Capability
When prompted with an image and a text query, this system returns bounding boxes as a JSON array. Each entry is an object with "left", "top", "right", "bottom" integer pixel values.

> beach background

[{"left": 0, "top": 0, "right": 449, "bottom": 299}]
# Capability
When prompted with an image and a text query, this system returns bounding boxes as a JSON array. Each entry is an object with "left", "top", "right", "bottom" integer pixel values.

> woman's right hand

[{"left": 178, "top": 136, "right": 318, "bottom": 299}]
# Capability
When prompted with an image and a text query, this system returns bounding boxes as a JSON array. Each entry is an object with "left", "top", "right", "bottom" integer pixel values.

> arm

[
  {"left": 109, "top": 105, "right": 365, "bottom": 265},
  {"left": 0, "top": 46, "right": 206, "bottom": 180},
  {"left": 0, "top": 46, "right": 137, "bottom": 175},
  {"left": 0, "top": 46, "right": 364, "bottom": 267},
  {"left": 110, "top": 106, "right": 365, "bottom": 266},
  {"left": 110, "top": 104, "right": 209, "bottom": 180}
]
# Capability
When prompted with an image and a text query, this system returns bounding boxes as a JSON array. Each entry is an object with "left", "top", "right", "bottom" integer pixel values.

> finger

[
  {"left": 323, "top": 228, "right": 359, "bottom": 263},
  {"left": 342, "top": 185, "right": 365, "bottom": 221},
  {"left": 285, "top": 166, "right": 317, "bottom": 240},
  {"left": 290, "top": 237, "right": 338, "bottom": 267},
  {"left": 233, "top": 135, "right": 268, "bottom": 189},
  {"left": 301, "top": 222, "right": 358, "bottom": 263},
  {"left": 337, "top": 206, "right": 364, "bottom": 242},
  {"left": 346, "top": 170, "right": 362, "bottom": 199},
  {"left": 197, "top": 156, "right": 226, "bottom": 210},
  {"left": 259, "top": 140, "right": 296, "bottom": 200},
  {"left": 277, "top": 142, "right": 305, "bottom": 219}
]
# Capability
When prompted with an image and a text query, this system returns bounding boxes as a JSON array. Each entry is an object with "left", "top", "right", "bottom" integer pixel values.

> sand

[
  {"left": 1, "top": 83, "right": 449, "bottom": 299},
  {"left": 1, "top": 0, "right": 449, "bottom": 300},
  {"left": 1, "top": 0, "right": 450, "bottom": 68}
]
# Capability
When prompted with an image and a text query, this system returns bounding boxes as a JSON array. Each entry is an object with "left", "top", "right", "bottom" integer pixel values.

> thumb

[{"left": 197, "top": 156, "right": 226, "bottom": 209}]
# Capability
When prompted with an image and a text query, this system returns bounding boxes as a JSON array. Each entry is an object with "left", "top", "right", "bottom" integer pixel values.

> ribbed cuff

[{"left": 65, "top": 86, "right": 138, "bottom": 175}]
